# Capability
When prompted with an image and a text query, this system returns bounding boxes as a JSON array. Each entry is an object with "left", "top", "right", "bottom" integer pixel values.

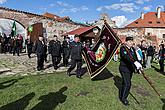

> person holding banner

[
  {"left": 67, "top": 35, "right": 83, "bottom": 79},
  {"left": 119, "top": 36, "right": 142, "bottom": 106}
]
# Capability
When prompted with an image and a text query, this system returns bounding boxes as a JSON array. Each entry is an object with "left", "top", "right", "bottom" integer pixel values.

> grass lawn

[{"left": 0, "top": 61, "right": 164, "bottom": 110}]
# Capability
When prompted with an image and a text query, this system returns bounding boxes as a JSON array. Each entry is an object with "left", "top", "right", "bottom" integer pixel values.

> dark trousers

[
  {"left": 13, "top": 47, "right": 20, "bottom": 56},
  {"left": 119, "top": 66, "right": 133, "bottom": 101},
  {"left": 63, "top": 54, "right": 69, "bottom": 66},
  {"left": 67, "top": 59, "right": 82, "bottom": 76},
  {"left": 159, "top": 59, "right": 164, "bottom": 72},
  {"left": 52, "top": 56, "right": 61, "bottom": 68},
  {"left": 44, "top": 54, "right": 47, "bottom": 62},
  {"left": 8, "top": 46, "right": 13, "bottom": 53},
  {"left": 37, "top": 54, "right": 44, "bottom": 70},
  {"left": 142, "top": 52, "right": 146, "bottom": 67},
  {"left": 27, "top": 47, "right": 32, "bottom": 58}
]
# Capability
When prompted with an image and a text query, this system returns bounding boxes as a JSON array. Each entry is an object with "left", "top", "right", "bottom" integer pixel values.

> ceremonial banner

[
  {"left": 11, "top": 20, "right": 17, "bottom": 37},
  {"left": 82, "top": 22, "right": 121, "bottom": 79}
]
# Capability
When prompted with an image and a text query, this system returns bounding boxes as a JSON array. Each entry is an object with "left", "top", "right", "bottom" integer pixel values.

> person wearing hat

[
  {"left": 48, "top": 35, "right": 62, "bottom": 70},
  {"left": 34, "top": 35, "right": 47, "bottom": 71},
  {"left": 62, "top": 36, "right": 70, "bottom": 67},
  {"left": 25, "top": 35, "right": 33, "bottom": 58},
  {"left": 67, "top": 34, "right": 83, "bottom": 78},
  {"left": 119, "top": 36, "right": 142, "bottom": 106}
]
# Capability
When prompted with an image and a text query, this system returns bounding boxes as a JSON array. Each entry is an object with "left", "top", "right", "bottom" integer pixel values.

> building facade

[{"left": 116, "top": 7, "right": 165, "bottom": 45}]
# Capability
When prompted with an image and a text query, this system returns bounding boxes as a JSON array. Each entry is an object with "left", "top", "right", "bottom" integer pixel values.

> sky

[{"left": 0, "top": 0, "right": 164, "bottom": 27}]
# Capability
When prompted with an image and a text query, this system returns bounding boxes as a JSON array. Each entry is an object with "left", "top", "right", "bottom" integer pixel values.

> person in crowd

[
  {"left": 119, "top": 36, "right": 142, "bottom": 106},
  {"left": 135, "top": 44, "right": 143, "bottom": 64},
  {"left": 62, "top": 36, "right": 70, "bottom": 67},
  {"left": 44, "top": 37, "right": 48, "bottom": 62},
  {"left": 158, "top": 44, "right": 165, "bottom": 73},
  {"left": 48, "top": 35, "right": 62, "bottom": 70},
  {"left": 67, "top": 35, "right": 83, "bottom": 78},
  {"left": 114, "top": 49, "right": 119, "bottom": 62},
  {"left": 146, "top": 42, "right": 154, "bottom": 69},
  {"left": 140, "top": 40, "right": 147, "bottom": 68},
  {"left": 34, "top": 35, "right": 47, "bottom": 71},
  {"left": 25, "top": 35, "right": 33, "bottom": 58},
  {"left": 13, "top": 35, "right": 22, "bottom": 56}
]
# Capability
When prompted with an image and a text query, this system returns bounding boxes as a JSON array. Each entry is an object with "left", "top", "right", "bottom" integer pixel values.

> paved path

[{"left": 0, "top": 53, "right": 87, "bottom": 77}]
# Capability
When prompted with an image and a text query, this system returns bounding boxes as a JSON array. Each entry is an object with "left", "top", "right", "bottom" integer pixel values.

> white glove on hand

[{"left": 134, "top": 61, "right": 142, "bottom": 70}]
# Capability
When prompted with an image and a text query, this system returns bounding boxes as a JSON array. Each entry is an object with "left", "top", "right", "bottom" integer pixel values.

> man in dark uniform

[
  {"left": 158, "top": 44, "right": 165, "bottom": 73},
  {"left": 119, "top": 36, "right": 142, "bottom": 106},
  {"left": 25, "top": 36, "right": 33, "bottom": 58},
  {"left": 62, "top": 36, "right": 70, "bottom": 67},
  {"left": 67, "top": 35, "right": 83, "bottom": 78},
  {"left": 48, "top": 35, "right": 62, "bottom": 70},
  {"left": 34, "top": 35, "right": 47, "bottom": 71},
  {"left": 13, "top": 36, "right": 22, "bottom": 56}
]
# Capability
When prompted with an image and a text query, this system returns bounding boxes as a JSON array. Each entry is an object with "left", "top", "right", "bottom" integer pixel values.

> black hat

[
  {"left": 125, "top": 36, "right": 133, "bottom": 42},
  {"left": 39, "top": 35, "right": 43, "bottom": 37},
  {"left": 74, "top": 34, "right": 79, "bottom": 38},
  {"left": 66, "top": 36, "right": 70, "bottom": 39},
  {"left": 54, "top": 35, "right": 57, "bottom": 37}
]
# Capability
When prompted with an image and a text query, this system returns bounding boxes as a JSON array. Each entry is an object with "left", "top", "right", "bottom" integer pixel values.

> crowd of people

[
  {"left": 114, "top": 39, "right": 165, "bottom": 73},
  {"left": 0, "top": 33, "right": 23, "bottom": 56},
  {"left": 33, "top": 34, "right": 86, "bottom": 79}
]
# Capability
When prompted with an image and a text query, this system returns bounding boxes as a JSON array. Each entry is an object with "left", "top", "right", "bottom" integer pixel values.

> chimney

[
  {"left": 141, "top": 12, "right": 144, "bottom": 20},
  {"left": 157, "top": 7, "right": 161, "bottom": 19}
]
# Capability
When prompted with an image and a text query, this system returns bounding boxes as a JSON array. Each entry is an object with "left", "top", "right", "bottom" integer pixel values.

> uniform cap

[{"left": 125, "top": 36, "right": 133, "bottom": 42}]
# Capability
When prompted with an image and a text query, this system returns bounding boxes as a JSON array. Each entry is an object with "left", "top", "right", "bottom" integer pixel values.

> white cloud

[
  {"left": 57, "top": 1, "right": 69, "bottom": 7},
  {"left": 49, "top": 3, "right": 55, "bottom": 7},
  {"left": 60, "top": 6, "right": 89, "bottom": 13},
  {"left": 111, "top": 15, "right": 133, "bottom": 28},
  {"left": 0, "top": 0, "right": 7, "bottom": 4},
  {"left": 135, "top": 0, "right": 152, "bottom": 4},
  {"left": 97, "top": 3, "right": 138, "bottom": 13},
  {"left": 56, "top": 1, "right": 89, "bottom": 13},
  {"left": 120, "top": 0, "right": 132, "bottom": 2},
  {"left": 96, "top": 7, "right": 103, "bottom": 11},
  {"left": 81, "top": 6, "right": 89, "bottom": 11},
  {"left": 143, "top": 6, "right": 152, "bottom": 11}
]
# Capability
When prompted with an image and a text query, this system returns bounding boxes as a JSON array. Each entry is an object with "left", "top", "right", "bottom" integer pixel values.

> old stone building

[
  {"left": 0, "top": 7, "right": 86, "bottom": 42},
  {"left": 116, "top": 7, "right": 165, "bottom": 45},
  {"left": 92, "top": 13, "right": 117, "bottom": 29}
]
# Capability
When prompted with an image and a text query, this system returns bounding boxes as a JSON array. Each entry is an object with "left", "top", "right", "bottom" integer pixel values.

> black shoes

[
  {"left": 67, "top": 71, "right": 71, "bottom": 77},
  {"left": 76, "top": 75, "right": 81, "bottom": 79},
  {"left": 121, "top": 99, "right": 129, "bottom": 106},
  {"left": 54, "top": 66, "right": 59, "bottom": 70}
]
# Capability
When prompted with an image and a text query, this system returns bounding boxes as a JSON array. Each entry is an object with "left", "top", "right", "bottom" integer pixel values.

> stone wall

[
  {"left": 0, "top": 7, "right": 85, "bottom": 41},
  {"left": 116, "top": 27, "right": 165, "bottom": 45}
]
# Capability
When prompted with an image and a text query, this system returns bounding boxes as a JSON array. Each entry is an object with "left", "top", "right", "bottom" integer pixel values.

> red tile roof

[
  {"left": 126, "top": 12, "right": 165, "bottom": 28},
  {"left": 64, "top": 26, "right": 97, "bottom": 35},
  {"left": 43, "top": 12, "right": 60, "bottom": 19},
  {"left": 43, "top": 12, "right": 70, "bottom": 22}
]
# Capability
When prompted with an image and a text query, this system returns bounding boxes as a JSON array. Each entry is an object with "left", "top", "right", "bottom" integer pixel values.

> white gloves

[{"left": 134, "top": 61, "right": 142, "bottom": 70}]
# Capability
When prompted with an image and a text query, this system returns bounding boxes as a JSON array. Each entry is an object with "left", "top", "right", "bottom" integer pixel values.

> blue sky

[{"left": 0, "top": 0, "right": 164, "bottom": 27}]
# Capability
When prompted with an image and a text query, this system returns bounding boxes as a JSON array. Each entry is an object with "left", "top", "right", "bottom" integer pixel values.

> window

[
  {"left": 157, "top": 21, "right": 161, "bottom": 24},
  {"left": 135, "top": 21, "right": 138, "bottom": 24},
  {"left": 147, "top": 33, "right": 151, "bottom": 36},
  {"left": 163, "top": 34, "right": 165, "bottom": 39},
  {"left": 148, "top": 21, "right": 152, "bottom": 24}
]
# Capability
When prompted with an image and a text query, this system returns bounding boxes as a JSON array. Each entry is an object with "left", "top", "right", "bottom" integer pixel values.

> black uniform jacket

[
  {"left": 48, "top": 40, "right": 61, "bottom": 57},
  {"left": 70, "top": 41, "right": 83, "bottom": 60},
  {"left": 120, "top": 44, "right": 137, "bottom": 73},
  {"left": 34, "top": 41, "right": 47, "bottom": 55}
]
